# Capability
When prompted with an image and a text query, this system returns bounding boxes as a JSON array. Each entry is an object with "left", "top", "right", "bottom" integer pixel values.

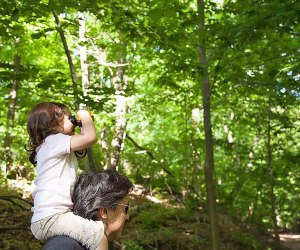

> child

[{"left": 27, "top": 102, "right": 107, "bottom": 250}]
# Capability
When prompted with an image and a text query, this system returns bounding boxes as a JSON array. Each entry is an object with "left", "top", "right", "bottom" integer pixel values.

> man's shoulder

[{"left": 42, "top": 236, "right": 87, "bottom": 250}]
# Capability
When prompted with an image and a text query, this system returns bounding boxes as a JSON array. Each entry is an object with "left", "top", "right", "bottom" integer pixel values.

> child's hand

[
  {"left": 76, "top": 110, "right": 91, "bottom": 120},
  {"left": 75, "top": 110, "right": 94, "bottom": 127},
  {"left": 70, "top": 109, "right": 97, "bottom": 151}
]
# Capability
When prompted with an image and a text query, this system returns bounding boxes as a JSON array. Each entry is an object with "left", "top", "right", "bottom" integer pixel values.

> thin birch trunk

[
  {"left": 4, "top": 54, "right": 20, "bottom": 178},
  {"left": 267, "top": 96, "right": 281, "bottom": 249},
  {"left": 78, "top": 12, "right": 95, "bottom": 171},
  {"left": 191, "top": 107, "right": 201, "bottom": 193},
  {"left": 100, "top": 126, "right": 110, "bottom": 169},
  {"left": 197, "top": 0, "right": 220, "bottom": 249},
  {"left": 90, "top": 32, "right": 128, "bottom": 171},
  {"left": 110, "top": 39, "right": 127, "bottom": 170},
  {"left": 183, "top": 95, "right": 190, "bottom": 199}
]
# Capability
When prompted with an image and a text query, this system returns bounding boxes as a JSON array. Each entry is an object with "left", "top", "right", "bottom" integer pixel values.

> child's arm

[{"left": 70, "top": 110, "right": 97, "bottom": 151}]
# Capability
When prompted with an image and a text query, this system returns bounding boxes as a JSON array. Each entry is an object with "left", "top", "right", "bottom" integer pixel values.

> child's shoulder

[
  {"left": 46, "top": 133, "right": 71, "bottom": 142},
  {"left": 44, "top": 133, "right": 72, "bottom": 148}
]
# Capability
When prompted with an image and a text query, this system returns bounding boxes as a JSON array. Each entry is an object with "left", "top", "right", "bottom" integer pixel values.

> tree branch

[
  {"left": 211, "top": 84, "right": 240, "bottom": 110},
  {"left": 0, "top": 226, "right": 30, "bottom": 231},
  {"left": 0, "top": 62, "right": 17, "bottom": 70},
  {"left": 90, "top": 41, "right": 130, "bottom": 68},
  {"left": 126, "top": 134, "right": 174, "bottom": 177},
  {"left": 0, "top": 195, "right": 33, "bottom": 211}
]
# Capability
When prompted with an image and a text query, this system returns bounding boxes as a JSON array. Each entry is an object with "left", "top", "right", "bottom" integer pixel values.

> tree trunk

[
  {"left": 52, "top": 10, "right": 79, "bottom": 109},
  {"left": 183, "top": 95, "right": 191, "bottom": 198},
  {"left": 100, "top": 126, "right": 110, "bottom": 169},
  {"left": 191, "top": 107, "right": 202, "bottom": 193},
  {"left": 4, "top": 54, "right": 20, "bottom": 178},
  {"left": 197, "top": 0, "right": 220, "bottom": 249},
  {"left": 267, "top": 96, "right": 281, "bottom": 249},
  {"left": 110, "top": 38, "right": 127, "bottom": 170},
  {"left": 78, "top": 12, "right": 89, "bottom": 100},
  {"left": 78, "top": 12, "right": 95, "bottom": 171},
  {"left": 109, "top": 38, "right": 128, "bottom": 250}
]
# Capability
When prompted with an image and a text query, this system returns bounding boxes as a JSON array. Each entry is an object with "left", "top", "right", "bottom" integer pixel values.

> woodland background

[{"left": 0, "top": 0, "right": 299, "bottom": 249}]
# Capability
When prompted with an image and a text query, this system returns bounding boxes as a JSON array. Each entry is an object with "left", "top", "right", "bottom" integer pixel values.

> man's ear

[{"left": 98, "top": 207, "right": 108, "bottom": 219}]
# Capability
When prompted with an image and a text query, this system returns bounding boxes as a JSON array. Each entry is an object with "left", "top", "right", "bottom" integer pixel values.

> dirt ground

[{"left": 280, "top": 234, "right": 300, "bottom": 250}]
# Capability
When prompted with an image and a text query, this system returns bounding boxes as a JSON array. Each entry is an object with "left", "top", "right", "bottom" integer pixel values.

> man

[{"left": 43, "top": 170, "right": 134, "bottom": 250}]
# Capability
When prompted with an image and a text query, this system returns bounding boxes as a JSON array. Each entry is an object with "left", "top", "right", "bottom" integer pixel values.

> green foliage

[
  {"left": 122, "top": 200, "right": 209, "bottom": 249},
  {"left": 0, "top": 0, "right": 299, "bottom": 248},
  {"left": 134, "top": 204, "right": 169, "bottom": 230},
  {"left": 0, "top": 168, "right": 7, "bottom": 186},
  {"left": 125, "top": 240, "right": 145, "bottom": 250},
  {"left": 0, "top": 186, "right": 42, "bottom": 250},
  {"left": 232, "top": 231, "right": 262, "bottom": 250}
]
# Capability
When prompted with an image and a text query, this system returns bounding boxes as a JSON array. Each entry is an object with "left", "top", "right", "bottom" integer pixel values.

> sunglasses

[{"left": 116, "top": 203, "right": 130, "bottom": 215}]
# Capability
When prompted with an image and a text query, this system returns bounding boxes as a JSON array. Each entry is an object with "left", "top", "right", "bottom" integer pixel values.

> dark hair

[
  {"left": 26, "top": 102, "right": 68, "bottom": 165},
  {"left": 72, "top": 170, "right": 134, "bottom": 221}
]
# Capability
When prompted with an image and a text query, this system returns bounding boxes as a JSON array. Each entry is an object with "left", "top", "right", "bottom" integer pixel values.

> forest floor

[
  {"left": 0, "top": 178, "right": 297, "bottom": 250},
  {"left": 280, "top": 234, "right": 300, "bottom": 250}
]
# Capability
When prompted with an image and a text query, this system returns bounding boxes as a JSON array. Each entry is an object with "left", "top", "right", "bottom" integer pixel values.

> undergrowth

[{"left": 0, "top": 185, "right": 273, "bottom": 250}]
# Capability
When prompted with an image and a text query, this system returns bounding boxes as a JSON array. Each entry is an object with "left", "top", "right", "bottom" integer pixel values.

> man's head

[{"left": 72, "top": 170, "right": 134, "bottom": 240}]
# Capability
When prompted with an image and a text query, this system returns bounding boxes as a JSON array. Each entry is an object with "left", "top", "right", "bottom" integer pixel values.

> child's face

[{"left": 62, "top": 108, "right": 75, "bottom": 135}]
